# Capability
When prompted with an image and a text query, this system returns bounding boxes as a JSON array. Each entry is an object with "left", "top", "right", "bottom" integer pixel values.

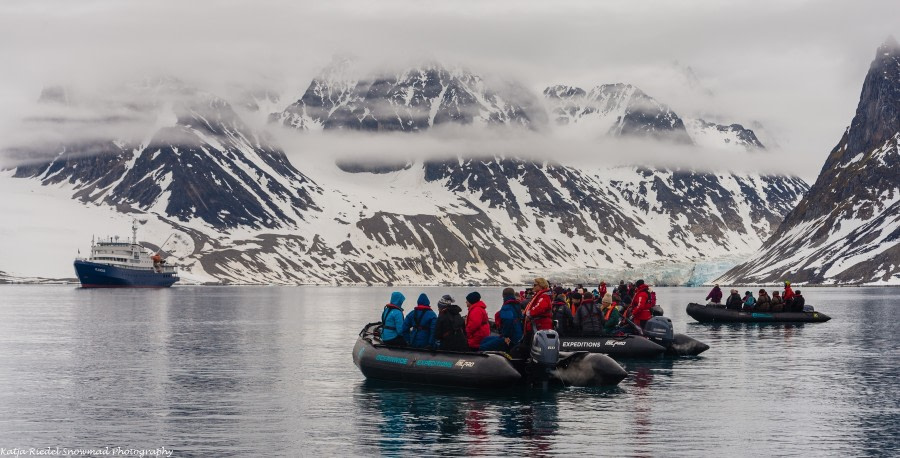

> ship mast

[{"left": 132, "top": 219, "right": 138, "bottom": 245}]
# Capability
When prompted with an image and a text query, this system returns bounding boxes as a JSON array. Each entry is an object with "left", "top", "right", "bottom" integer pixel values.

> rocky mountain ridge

[{"left": 718, "top": 37, "right": 900, "bottom": 285}]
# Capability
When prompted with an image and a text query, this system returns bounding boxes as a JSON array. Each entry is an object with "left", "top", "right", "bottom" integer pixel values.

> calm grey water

[{"left": 0, "top": 285, "right": 897, "bottom": 457}]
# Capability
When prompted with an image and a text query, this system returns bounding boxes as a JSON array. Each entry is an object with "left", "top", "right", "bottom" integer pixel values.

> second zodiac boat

[{"left": 686, "top": 303, "right": 832, "bottom": 323}]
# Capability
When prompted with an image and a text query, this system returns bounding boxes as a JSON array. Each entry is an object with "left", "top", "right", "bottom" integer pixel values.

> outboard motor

[
  {"left": 650, "top": 304, "right": 664, "bottom": 316},
  {"left": 643, "top": 316, "right": 675, "bottom": 348},
  {"left": 530, "top": 330, "right": 561, "bottom": 381}
]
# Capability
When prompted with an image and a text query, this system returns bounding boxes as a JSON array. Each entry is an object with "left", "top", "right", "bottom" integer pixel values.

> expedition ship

[{"left": 73, "top": 221, "right": 179, "bottom": 288}]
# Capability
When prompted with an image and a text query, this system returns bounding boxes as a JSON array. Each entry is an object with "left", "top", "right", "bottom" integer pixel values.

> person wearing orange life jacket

[
  {"left": 600, "top": 293, "right": 622, "bottom": 334},
  {"left": 151, "top": 253, "right": 163, "bottom": 272}
]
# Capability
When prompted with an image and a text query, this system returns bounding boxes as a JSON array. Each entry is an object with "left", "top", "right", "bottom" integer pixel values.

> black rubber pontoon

[
  {"left": 353, "top": 323, "right": 626, "bottom": 388},
  {"left": 686, "top": 302, "right": 832, "bottom": 323},
  {"left": 560, "top": 335, "right": 667, "bottom": 358}
]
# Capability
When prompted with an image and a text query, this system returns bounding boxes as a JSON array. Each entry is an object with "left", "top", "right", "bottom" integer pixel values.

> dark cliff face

[{"left": 719, "top": 38, "right": 900, "bottom": 285}]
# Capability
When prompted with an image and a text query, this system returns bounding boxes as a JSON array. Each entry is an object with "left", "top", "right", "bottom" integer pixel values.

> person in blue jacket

[
  {"left": 402, "top": 293, "right": 438, "bottom": 348},
  {"left": 479, "top": 287, "right": 524, "bottom": 352},
  {"left": 381, "top": 292, "right": 406, "bottom": 346},
  {"left": 498, "top": 287, "right": 524, "bottom": 347}
]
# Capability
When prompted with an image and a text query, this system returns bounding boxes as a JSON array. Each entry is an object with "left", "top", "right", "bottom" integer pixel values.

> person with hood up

[
  {"left": 575, "top": 291, "right": 604, "bottom": 336},
  {"left": 706, "top": 284, "right": 723, "bottom": 304},
  {"left": 770, "top": 291, "right": 785, "bottom": 312},
  {"left": 552, "top": 293, "right": 575, "bottom": 336},
  {"left": 598, "top": 281, "right": 608, "bottom": 299},
  {"left": 381, "top": 292, "right": 406, "bottom": 346},
  {"left": 725, "top": 289, "right": 743, "bottom": 310},
  {"left": 401, "top": 293, "right": 438, "bottom": 349},
  {"left": 742, "top": 291, "right": 756, "bottom": 311},
  {"left": 626, "top": 279, "right": 652, "bottom": 329},
  {"left": 756, "top": 289, "right": 771, "bottom": 312},
  {"left": 434, "top": 295, "right": 468, "bottom": 351},
  {"left": 600, "top": 292, "right": 622, "bottom": 334},
  {"left": 464, "top": 292, "right": 490, "bottom": 351}
]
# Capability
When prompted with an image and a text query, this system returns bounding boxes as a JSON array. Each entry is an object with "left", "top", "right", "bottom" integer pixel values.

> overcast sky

[{"left": 1, "top": 0, "right": 897, "bottom": 180}]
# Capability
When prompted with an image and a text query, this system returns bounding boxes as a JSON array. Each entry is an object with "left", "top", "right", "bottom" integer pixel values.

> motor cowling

[
  {"left": 530, "top": 330, "right": 560, "bottom": 367},
  {"left": 643, "top": 316, "right": 675, "bottom": 347}
]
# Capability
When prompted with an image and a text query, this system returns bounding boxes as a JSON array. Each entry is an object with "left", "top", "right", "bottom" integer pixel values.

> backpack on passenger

[{"left": 552, "top": 303, "right": 575, "bottom": 337}]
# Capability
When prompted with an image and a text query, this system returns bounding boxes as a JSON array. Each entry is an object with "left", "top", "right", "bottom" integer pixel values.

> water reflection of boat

[
  {"left": 353, "top": 323, "right": 627, "bottom": 388},
  {"left": 686, "top": 303, "right": 831, "bottom": 323},
  {"left": 355, "top": 381, "right": 560, "bottom": 455}
]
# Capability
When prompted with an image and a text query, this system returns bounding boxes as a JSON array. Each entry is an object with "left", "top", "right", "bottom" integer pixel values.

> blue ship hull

[{"left": 73, "top": 260, "right": 179, "bottom": 288}]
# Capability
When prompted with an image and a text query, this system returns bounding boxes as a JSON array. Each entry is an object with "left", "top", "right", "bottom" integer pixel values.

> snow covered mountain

[
  {"left": 1, "top": 67, "right": 809, "bottom": 285},
  {"left": 271, "top": 59, "right": 543, "bottom": 132},
  {"left": 718, "top": 37, "right": 900, "bottom": 285},
  {"left": 544, "top": 83, "right": 764, "bottom": 150}
]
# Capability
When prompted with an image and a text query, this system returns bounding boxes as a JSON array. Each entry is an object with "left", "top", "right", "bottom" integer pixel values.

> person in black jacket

[
  {"left": 725, "top": 289, "right": 743, "bottom": 310},
  {"left": 551, "top": 294, "right": 575, "bottom": 337},
  {"left": 792, "top": 291, "right": 806, "bottom": 312},
  {"left": 434, "top": 295, "right": 469, "bottom": 351}
]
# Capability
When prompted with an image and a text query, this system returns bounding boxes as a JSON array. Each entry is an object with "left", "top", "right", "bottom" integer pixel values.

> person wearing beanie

[
  {"left": 434, "top": 295, "right": 468, "bottom": 351},
  {"left": 464, "top": 292, "right": 490, "bottom": 350},
  {"left": 481, "top": 287, "right": 524, "bottom": 352},
  {"left": 574, "top": 291, "right": 603, "bottom": 336},
  {"left": 742, "top": 291, "right": 756, "bottom": 311},
  {"left": 380, "top": 292, "right": 406, "bottom": 346},
  {"left": 569, "top": 291, "right": 583, "bottom": 315},
  {"left": 498, "top": 287, "right": 524, "bottom": 347},
  {"left": 401, "top": 293, "right": 438, "bottom": 349},
  {"left": 599, "top": 292, "right": 622, "bottom": 334}
]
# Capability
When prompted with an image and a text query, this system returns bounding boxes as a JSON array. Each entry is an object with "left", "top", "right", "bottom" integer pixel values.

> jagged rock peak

[{"left": 274, "top": 59, "right": 540, "bottom": 132}]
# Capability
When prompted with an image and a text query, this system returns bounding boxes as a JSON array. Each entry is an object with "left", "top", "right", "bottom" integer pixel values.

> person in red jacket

[
  {"left": 464, "top": 292, "right": 490, "bottom": 351},
  {"left": 524, "top": 277, "right": 553, "bottom": 334},
  {"left": 783, "top": 281, "right": 795, "bottom": 308},
  {"left": 598, "top": 281, "right": 607, "bottom": 299},
  {"left": 627, "top": 279, "right": 652, "bottom": 329}
]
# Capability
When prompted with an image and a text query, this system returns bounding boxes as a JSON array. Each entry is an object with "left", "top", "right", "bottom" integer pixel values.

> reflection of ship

[{"left": 73, "top": 221, "right": 179, "bottom": 288}]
